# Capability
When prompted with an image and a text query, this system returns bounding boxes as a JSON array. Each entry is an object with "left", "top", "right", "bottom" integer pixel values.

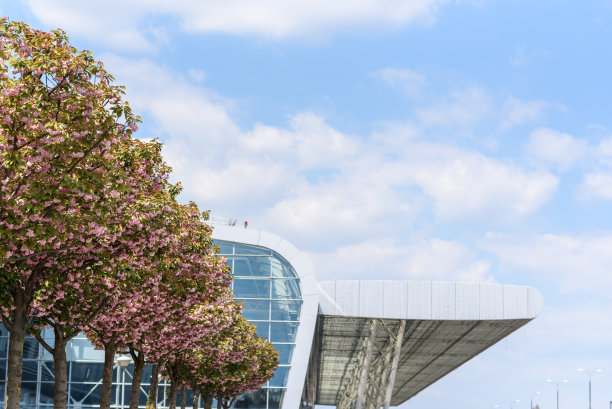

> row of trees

[{"left": 0, "top": 19, "right": 278, "bottom": 409}]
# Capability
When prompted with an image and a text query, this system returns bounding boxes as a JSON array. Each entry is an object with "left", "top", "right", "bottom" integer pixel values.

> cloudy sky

[{"left": 3, "top": 0, "right": 612, "bottom": 407}]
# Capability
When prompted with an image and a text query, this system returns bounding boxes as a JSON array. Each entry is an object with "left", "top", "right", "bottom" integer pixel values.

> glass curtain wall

[
  {"left": 0, "top": 240, "right": 302, "bottom": 409},
  {"left": 215, "top": 240, "right": 302, "bottom": 409}
]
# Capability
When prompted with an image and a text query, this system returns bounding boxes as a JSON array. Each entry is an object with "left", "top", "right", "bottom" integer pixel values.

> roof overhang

[{"left": 311, "top": 280, "right": 543, "bottom": 407}]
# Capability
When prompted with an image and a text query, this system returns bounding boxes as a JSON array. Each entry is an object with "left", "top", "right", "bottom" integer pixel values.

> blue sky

[{"left": 3, "top": 0, "right": 612, "bottom": 407}]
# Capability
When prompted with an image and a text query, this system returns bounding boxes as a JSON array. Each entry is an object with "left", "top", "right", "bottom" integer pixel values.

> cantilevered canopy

[{"left": 307, "top": 281, "right": 543, "bottom": 408}]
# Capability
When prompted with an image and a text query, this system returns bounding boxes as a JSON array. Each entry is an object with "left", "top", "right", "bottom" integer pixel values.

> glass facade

[
  {"left": 217, "top": 240, "right": 302, "bottom": 409},
  {"left": 0, "top": 240, "right": 302, "bottom": 409}
]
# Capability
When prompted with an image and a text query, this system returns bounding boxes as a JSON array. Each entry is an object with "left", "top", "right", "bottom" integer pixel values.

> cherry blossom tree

[
  {"left": 177, "top": 311, "right": 279, "bottom": 409},
  {"left": 0, "top": 19, "right": 159, "bottom": 409},
  {"left": 151, "top": 284, "right": 238, "bottom": 409},
  {"left": 26, "top": 141, "right": 179, "bottom": 409},
  {"left": 214, "top": 335, "right": 279, "bottom": 409},
  {"left": 86, "top": 202, "right": 232, "bottom": 409}
]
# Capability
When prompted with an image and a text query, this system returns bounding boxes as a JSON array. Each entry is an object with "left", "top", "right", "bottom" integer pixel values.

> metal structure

[
  {"left": 334, "top": 319, "right": 405, "bottom": 409},
  {"left": 308, "top": 280, "right": 542, "bottom": 408}
]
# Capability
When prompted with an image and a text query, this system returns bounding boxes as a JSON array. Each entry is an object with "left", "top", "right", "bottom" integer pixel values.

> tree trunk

[
  {"left": 53, "top": 328, "right": 69, "bottom": 409},
  {"left": 129, "top": 349, "right": 145, "bottom": 409},
  {"left": 147, "top": 363, "right": 160, "bottom": 408},
  {"left": 4, "top": 290, "right": 27, "bottom": 409},
  {"left": 99, "top": 344, "right": 117, "bottom": 409},
  {"left": 168, "top": 380, "right": 179, "bottom": 409},
  {"left": 181, "top": 385, "right": 187, "bottom": 409},
  {"left": 192, "top": 390, "right": 200, "bottom": 409},
  {"left": 203, "top": 394, "right": 213, "bottom": 409}
]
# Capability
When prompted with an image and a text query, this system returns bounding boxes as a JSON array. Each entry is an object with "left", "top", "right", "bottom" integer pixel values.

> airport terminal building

[{"left": 0, "top": 225, "right": 543, "bottom": 409}]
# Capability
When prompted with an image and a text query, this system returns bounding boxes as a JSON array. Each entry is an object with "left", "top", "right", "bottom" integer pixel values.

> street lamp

[
  {"left": 511, "top": 399, "right": 520, "bottom": 409},
  {"left": 578, "top": 368, "right": 602, "bottom": 409},
  {"left": 116, "top": 355, "right": 133, "bottom": 409},
  {"left": 531, "top": 391, "right": 540, "bottom": 409},
  {"left": 547, "top": 379, "right": 568, "bottom": 409}
]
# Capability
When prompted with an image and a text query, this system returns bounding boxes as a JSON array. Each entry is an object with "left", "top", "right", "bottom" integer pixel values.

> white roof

[{"left": 318, "top": 280, "right": 543, "bottom": 320}]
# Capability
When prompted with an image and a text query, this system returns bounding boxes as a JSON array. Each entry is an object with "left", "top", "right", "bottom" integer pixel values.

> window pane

[
  {"left": 234, "top": 279, "right": 270, "bottom": 299},
  {"left": 234, "top": 244, "right": 271, "bottom": 256},
  {"left": 268, "top": 388, "right": 286, "bottom": 409},
  {"left": 68, "top": 338, "right": 105, "bottom": 361},
  {"left": 270, "top": 322, "right": 298, "bottom": 343},
  {"left": 271, "top": 279, "right": 301, "bottom": 299},
  {"left": 41, "top": 361, "right": 54, "bottom": 381},
  {"left": 247, "top": 257, "right": 273, "bottom": 277},
  {"left": 241, "top": 300, "right": 270, "bottom": 321},
  {"left": 39, "top": 383, "right": 54, "bottom": 404},
  {"left": 20, "top": 382, "right": 38, "bottom": 405},
  {"left": 22, "top": 361, "right": 38, "bottom": 381},
  {"left": 274, "top": 344, "right": 294, "bottom": 365},
  {"left": 22, "top": 337, "right": 39, "bottom": 360},
  {"left": 139, "top": 363, "right": 153, "bottom": 384},
  {"left": 71, "top": 362, "right": 104, "bottom": 382},
  {"left": 0, "top": 359, "right": 5, "bottom": 381},
  {"left": 0, "top": 337, "right": 7, "bottom": 358},
  {"left": 70, "top": 381, "right": 102, "bottom": 404},
  {"left": 270, "top": 258, "right": 297, "bottom": 278},
  {"left": 232, "top": 257, "right": 271, "bottom": 277},
  {"left": 213, "top": 240, "right": 234, "bottom": 255},
  {"left": 271, "top": 301, "right": 301, "bottom": 321},
  {"left": 233, "top": 388, "right": 267, "bottom": 409},
  {"left": 270, "top": 366, "right": 289, "bottom": 387},
  {"left": 0, "top": 326, "right": 7, "bottom": 336}
]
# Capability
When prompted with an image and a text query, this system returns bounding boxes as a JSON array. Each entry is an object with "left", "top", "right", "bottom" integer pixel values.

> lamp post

[
  {"left": 547, "top": 379, "right": 568, "bottom": 409},
  {"left": 511, "top": 399, "right": 520, "bottom": 409},
  {"left": 578, "top": 368, "right": 602, "bottom": 409},
  {"left": 116, "top": 355, "right": 133, "bottom": 409},
  {"left": 531, "top": 391, "right": 540, "bottom": 409}
]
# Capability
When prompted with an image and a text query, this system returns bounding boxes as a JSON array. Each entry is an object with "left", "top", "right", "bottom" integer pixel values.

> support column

[
  {"left": 355, "top": 320, "right": 378, "bottom": 409},
  {"left": 383, "top": 320, "right": 405, "bottom": 409}
]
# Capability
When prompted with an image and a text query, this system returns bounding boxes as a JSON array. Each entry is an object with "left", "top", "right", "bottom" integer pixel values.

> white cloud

[
  {"left": 525, "top": 127, "right": 587, "bottom": 170},
  {"left": 313, "top": 238, "right": 493, "bottom": 282},
  {"left": 102, "top": 54, "right": 240, "bottom": 150},
  {"left": 96, "top": 56, "right": 558, "bottom": 246},
  {"left": 579, "top": 172, "right": 612, "bottom": 200},
  {"left": 416, "top": 87, "right": 493, "bottom": 127},
  {"left": 262, "top": 175, "right": 421, "bottom": 246},
  {"left": 597, "top": 135, "right": 612, "bottom": 157},
  {"left": 499, "top": 96, "right": 549, "bottom": 131},
  {"left": 245, "top": 113, "right": 360, "bottom": 167},
  {"left": 26, "top": 0, "right": 159, "bottom": 52},
  {"left": 373, "top": 67, "right": 427, "bottom": 98},
  {"left": 151, "top": 0, "right": 450, "bottom": 39},
  {"left": 399, "top": 144, "right": 558, "bottom": 221},
  {"left": 481, "top": 233, "right": 612, "bottom": 295},
  {"left": 25, "top": 0, "right": 452, "bottom": 50},
  {"left": 188, "top": 69, "right": 207, "bottom": 83}
]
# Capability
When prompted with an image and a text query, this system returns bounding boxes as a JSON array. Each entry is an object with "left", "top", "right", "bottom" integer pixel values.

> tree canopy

[{"left": 0, "top": 18, "right": 279, "bottom": 409}]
